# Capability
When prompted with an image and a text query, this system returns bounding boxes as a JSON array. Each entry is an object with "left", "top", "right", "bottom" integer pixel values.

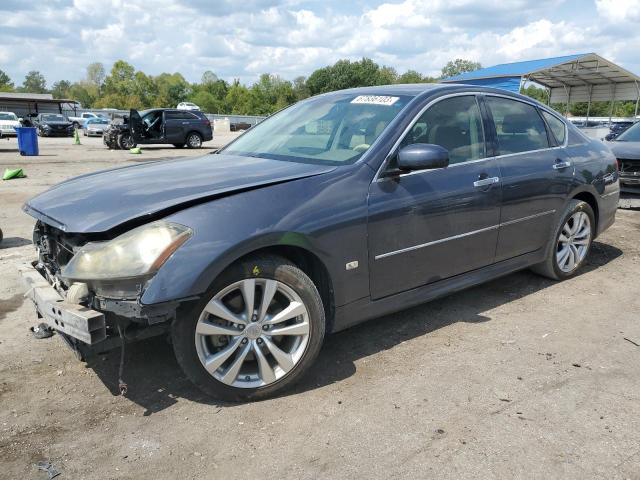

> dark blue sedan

[{"left": 21, "top": 84, "right": 619, "bottom": 400}]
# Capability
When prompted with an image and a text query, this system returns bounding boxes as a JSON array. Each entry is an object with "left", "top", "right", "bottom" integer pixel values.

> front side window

[
  {"left": 398, "top": 95, "right": 485, "bottom": 165},
  {"left": 222, "top": 93, "right": 411, "bottom": 165},
  {"left": 486, "top": 97, "right": 549, "bottom": 155},
  {"left": 541, "top": 110, "right": 566, "bottom": 145}
]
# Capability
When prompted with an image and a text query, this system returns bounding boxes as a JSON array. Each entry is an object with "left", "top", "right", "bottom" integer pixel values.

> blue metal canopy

[{"left": 440, "top": 53, "right": 640, "bottom": 108}]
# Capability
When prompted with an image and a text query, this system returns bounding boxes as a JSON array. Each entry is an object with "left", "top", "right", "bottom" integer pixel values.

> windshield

[
  {"left": 222, "top": 93, "right": 412, "bottom": 165},
  {"left": 0, "top": 112, "right": 17, "bottom": 121},
  {"left": 616, "top": 122, "right": 640, "bottom": 142},
  {"left": 42, "top": 114, "right": 65, "bottom": 122},
  {"left": 88, "top": 118, "right": 109, "bottom": 124}
]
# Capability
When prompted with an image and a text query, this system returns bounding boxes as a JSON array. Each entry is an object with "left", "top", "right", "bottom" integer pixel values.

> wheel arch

[
  {"left": 571, "top": 190, "right": 599, "bottom": 234},
  {"left": 213, "top": 242, "right": 336, "bottom": 333}
]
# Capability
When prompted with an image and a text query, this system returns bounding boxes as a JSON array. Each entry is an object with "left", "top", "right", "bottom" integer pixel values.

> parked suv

[
  {"left": 22, "top": 85, "right": 618, "bottom": 401},
  {"left": 103, "top": 108, "right": 213, "bottom": 149}
]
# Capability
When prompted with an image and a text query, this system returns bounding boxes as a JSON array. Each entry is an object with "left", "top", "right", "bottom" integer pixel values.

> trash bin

[{"left": 15, "top": 127, "right": 39, "bottom": 156}]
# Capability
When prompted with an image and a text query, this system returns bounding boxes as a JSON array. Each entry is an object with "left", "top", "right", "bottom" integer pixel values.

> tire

[
  {"left": 173, "top": 143, "right": 185, "bottom": 148},
  {"left": 531, "top": 199, "right": 595, "bottom": 280},
  {"left": 117, "top": 133, "right": 136, "bottom": 150},
  {"left": 185, "top": 132, "right": 203, "bottom": 149},
  {"left": 172, "top": 255, "right": 325, "bottom": 401}
]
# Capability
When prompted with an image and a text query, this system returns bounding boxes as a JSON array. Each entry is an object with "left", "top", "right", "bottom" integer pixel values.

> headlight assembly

[{"left": 61, "top": 221, "right": 192, "bottom": 282}]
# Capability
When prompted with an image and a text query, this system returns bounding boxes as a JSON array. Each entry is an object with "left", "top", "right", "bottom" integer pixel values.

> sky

[{"left": 1, "top": 0, "right": 639, "bottom": 87}]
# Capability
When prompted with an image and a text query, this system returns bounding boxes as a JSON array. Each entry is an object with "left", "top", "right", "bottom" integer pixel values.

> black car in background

[
  {"left": 604, "top": 121, "right": 635, "bottom": 141},
  {"left": 607, "top": 121, "right": 640, "bottom": 193},
  {"left": 33, "top": 113, "right": 74, "bottom": 137},
  {"left": 104, "top": 108, "right": 213, "bottom": 149}
]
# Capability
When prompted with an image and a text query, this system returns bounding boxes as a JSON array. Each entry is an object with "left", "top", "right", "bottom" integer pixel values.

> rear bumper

[{"left": 19, "top": 263, "right": 106, "bottom": 345}]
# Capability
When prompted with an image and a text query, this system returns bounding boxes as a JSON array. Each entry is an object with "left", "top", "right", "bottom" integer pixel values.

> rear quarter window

[{"left": 541, "top": 110, "right": 566, "bottom": 146}]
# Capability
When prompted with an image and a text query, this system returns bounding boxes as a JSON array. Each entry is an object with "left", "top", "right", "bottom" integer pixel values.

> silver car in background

[
  {"left": 83, "top": 117, "right": 111, "bottom": 137},
  {"left": 0, "top": 111, "right": 20, "bottom": 136}
]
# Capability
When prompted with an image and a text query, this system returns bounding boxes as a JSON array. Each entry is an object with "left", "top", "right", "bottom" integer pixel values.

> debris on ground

[
  {"left": 3, "top": 168, "right": 26, "bottom": 180},
  {"left": 623, "top": 337, "right": 639, "bottom": 347},
  {"left": 36, "top": 460, "right": 61, "bottom": 479},
  {"left": 129, "top": 147, "right": 142, "bottom": 154},
  {"left": 30, "top": 323, "right": 55, "bottom": 339}
]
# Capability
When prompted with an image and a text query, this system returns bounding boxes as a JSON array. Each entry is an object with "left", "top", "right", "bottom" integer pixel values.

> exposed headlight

[{"left": 62, "top": 221, "right": 192, "bottom": 281}]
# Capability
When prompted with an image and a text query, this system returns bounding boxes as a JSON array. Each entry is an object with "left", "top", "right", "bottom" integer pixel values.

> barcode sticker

[{"left": 351, "top": 95, "right": 400, "bottom": 106}]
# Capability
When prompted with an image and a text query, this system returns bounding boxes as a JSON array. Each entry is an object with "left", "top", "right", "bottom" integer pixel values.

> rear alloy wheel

[
  {"left": 531, "top": 199, "right": 594, "bottom": 280},
  {"left": 186, "top": 132, "right": 203, "bottom": 149},
  {"left": 172, "top": 256, "right": 325, "bottom": 401}
]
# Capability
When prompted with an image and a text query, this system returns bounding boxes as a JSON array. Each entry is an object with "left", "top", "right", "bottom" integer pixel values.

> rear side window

[
  {"left": 541, "top": 110, "right": 566, "bottom": 145},
  {"left": 486, "top": 97, "right": 549, "bottom": 155},
  {"left": 166, "top": 111, "right": 198, "bottom": 120},
  {"left": 399, "top": 95, "right": 485, "bottom": 165}
]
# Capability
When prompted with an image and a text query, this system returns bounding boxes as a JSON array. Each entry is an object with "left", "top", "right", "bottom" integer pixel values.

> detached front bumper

[{"left": 19, "top": 262, "right": 106, "bottom": 345}]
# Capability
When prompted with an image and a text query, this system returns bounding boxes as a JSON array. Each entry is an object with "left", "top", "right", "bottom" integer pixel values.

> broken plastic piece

[
  {"left": 30, "top": 323, "right": 55, "bottom": 339},
  {"left": 36, "top": 460, "right": 61, "bottom": 479},
  {"left": 3, "top": 168, "right": 26, "bottom": 180},
  {"left": 129, "top": 147, "right": 141, "bottom": 154}
]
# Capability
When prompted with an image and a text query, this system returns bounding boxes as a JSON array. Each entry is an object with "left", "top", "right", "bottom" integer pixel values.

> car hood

[
  {"left": 24, "top": 154, "right": 336, "bottom": 234},
  {"left": 607, "top": 141, "right": 640, "bottom": 160}
]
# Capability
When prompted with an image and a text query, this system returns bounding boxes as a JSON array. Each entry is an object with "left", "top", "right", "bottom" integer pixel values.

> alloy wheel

[
  {"left": 556, "top": 211, "right": 591, "bottom": 273},
  {"left": 187, "top": 133, "right": 202, "bottom": 148},
  {"left": 195, "top": 278, "right": 311, "bottom": 388}
]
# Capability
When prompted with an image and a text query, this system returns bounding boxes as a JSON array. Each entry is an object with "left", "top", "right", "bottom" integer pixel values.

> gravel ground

[{"left": 1, "top": 135, "right": 639, "bottom": 479}]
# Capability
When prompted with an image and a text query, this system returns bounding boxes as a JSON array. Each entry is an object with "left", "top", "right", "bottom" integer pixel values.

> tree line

[{"left": 0, "top": 58, "right": 635, "bottom": 117}]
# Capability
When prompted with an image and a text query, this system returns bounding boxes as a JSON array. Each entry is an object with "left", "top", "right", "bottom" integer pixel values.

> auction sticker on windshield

[{"left": 351, "top": 95, "right": 400, "bottom": 106}]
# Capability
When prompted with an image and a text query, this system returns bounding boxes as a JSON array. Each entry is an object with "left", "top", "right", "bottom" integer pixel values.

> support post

[
  {"left": 608, "top": 83, "right": 617, "bottom": 126},
  {"left": 586, "top": 84, "right": 593, "bottom": 126},
  {"left": 635, "top": 81, "right": 639, "bottom": 118}
]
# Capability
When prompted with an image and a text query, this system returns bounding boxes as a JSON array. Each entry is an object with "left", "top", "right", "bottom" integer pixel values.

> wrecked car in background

[
  {"left": 607, "top": 121, "right": 640, "bottom": 194},
  {"left": 103, "top": 108, "right": 212, "bottom": 149},
  {"left": 21, "top": 84, "right": 618, "bottom": 401}
]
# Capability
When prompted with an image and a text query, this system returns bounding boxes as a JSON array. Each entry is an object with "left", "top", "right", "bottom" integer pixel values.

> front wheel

[
  {"left": 172, "top": 256, "right": 325, "bottom": 401},
  {"left": 185, "top": 132, "right": 203, "bottom": 148},
  {"left": 531, "top": 199, "right": 594, "bottom": 280},
  {"left": 117, "top": 133, "right": 136, "bottom": 150}
]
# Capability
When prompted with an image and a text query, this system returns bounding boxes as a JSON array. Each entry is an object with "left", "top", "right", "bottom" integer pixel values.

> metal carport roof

[{"left": 441, "top": 53, "right": 640, "bottom": 115}]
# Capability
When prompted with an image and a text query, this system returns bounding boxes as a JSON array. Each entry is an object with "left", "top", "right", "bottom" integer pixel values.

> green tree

[
  {"left": 440, "top": 59, "right": 481, "bottom": 79},
  {"left": 51, "top": 80, "right": 71, "bottom": 99},
  {"left": 0, "top": 69, "right": 14, "bottom": 92},
  {"left": 292, "top": 76, "right": 310, "bottom": 101},
  {"left": 86, "top": 62, "right": 106, "bottom": 91},
  {"left": 306, "top": 58, "right": 385, "bottom": 95},
  {"left": 21, "top": 70, "right": 47, "bottom": 93},
  {"left": 67, "top": 82, "right": 96, "bottom": 108},
  {"left": 378, "top": 66, "right": 398, "bottom": 85},
  {"left": 155, "top": 72, "right": 190, "bottom": 107},
  {"left": 521, "top": 84, "right": 548, "bottom": 103}
]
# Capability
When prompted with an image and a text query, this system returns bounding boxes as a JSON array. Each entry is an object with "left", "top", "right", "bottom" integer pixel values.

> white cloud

[{"left": 0, "top": 0, "right": 638, "bottom": 87}]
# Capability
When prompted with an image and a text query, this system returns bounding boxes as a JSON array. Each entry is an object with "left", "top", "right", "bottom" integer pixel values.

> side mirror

[{"left": 397, "top": 143, "right": 449, "bottom": 171}]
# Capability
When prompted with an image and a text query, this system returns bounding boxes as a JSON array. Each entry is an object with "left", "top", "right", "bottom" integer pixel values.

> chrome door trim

[
  {"left": 499, "top": 209, "right": 556, "bottom": 227},
  {"left": 374, "top": 209, "right": 556, "bottom": 260},
  {"left": 374, "top": 224, "right": 499, "bottom": 260}
]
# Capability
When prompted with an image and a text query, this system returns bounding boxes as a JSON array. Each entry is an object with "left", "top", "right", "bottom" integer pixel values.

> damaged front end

[
  {"left": 618, "top": 158, "right": 640, "bottom": 194},
  {"left": 20, "top": 220, "right": 192, "bottom": 359}
]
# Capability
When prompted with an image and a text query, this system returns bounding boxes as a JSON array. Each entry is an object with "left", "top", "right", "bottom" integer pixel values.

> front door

[
  {"left": 129, "top": 109, "right": 144, "bottom": 143},
  {"left": 368, "top": 95, "right": 501, "bottom": 300},
  {"left": 482, "top": 96, "right": 574, "bottom": 261}
]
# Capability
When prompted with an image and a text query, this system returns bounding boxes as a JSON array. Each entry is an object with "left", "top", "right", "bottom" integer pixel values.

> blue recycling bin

[{"left": 15, "top": 127, "right": 39, "bottom": 156}]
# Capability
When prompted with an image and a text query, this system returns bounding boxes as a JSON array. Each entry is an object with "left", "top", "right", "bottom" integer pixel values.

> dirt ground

[{"left": 1, "top": 134, "right": 639, "bottom": 479}]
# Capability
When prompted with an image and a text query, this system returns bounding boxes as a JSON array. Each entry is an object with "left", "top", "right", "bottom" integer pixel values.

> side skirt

[{"left": 331, "top": 248, "right": 546, "bottom": 333}]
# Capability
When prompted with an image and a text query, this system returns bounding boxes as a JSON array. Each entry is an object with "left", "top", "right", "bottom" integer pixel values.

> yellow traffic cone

[{"left": 73, "top": 127, "right": 81, "bottom": 145}]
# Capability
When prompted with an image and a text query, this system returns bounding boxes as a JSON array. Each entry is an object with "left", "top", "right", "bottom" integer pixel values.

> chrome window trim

[
  {"left": 374, "top": 92, "right": 569, "bottom": 183},
  {"left": 374, "top": 209, "right": 556, "bottom": 260}
]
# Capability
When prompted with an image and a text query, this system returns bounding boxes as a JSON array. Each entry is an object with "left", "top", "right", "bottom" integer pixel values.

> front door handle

[
  {"left": 553, "top": 160, "right": 571, "bottom": 170},
  {"left": 473, "top": 176, "right": 500, "bottom": 187}
]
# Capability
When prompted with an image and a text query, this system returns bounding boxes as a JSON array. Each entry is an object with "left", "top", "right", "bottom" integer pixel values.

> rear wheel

[
  {"left": 531, "top": 199, "right": 594, "bottom": 280},
  {"left": 172, "top": 256, "right": 325, "bottom": 401},
  {"left": 185, "top": 132, "right": 203, "bottom": 148},
  {"left": 117, "top": 133, "right": 136, "bottom": 150}
]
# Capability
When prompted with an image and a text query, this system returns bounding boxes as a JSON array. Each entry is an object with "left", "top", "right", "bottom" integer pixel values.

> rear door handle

[
  {"left": 553, "top": 160, "right": 571, "bottom": 170},
  {"left": 473, "top": 176, "right": 500, "bottom": 187}
]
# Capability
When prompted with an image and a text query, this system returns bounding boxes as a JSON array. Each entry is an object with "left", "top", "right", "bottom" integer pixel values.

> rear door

[
  {"left": 164, "top": 111, "right": 185, "bottom": 143},
  {"left": 367, "top": 94, "right": 501, "bottom": 299},
  {"left": 483, "top": 96, "right": 573, "bottom": 261}
]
